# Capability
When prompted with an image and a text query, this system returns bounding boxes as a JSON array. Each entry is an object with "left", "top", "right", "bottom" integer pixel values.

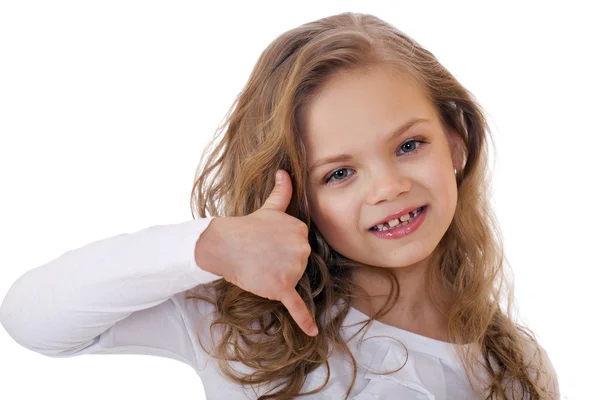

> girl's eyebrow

[{"left": 308, "top": 117, "right": 431, "bottom": 174}]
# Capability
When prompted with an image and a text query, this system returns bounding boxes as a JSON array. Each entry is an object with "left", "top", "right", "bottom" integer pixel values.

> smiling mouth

[{"left": 369, "top": 206, "right": 426, "bottom": 232}]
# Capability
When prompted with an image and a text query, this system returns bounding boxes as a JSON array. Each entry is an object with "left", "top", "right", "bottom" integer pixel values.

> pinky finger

[{"left": 279, "top": 289, "right": 319, "bottom": 337}]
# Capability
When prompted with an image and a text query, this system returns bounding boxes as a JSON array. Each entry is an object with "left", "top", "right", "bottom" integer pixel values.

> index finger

[{"left": 279, "top": 289, "right": 319, "bottom": 337}]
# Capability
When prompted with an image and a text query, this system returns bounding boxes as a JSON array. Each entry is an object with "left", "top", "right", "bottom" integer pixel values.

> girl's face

[{"left": 301, "top": 66, "right": 460, "bottom": 269}]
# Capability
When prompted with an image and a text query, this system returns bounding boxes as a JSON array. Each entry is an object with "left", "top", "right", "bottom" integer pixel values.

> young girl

[{"left": 0, "top": 12, "right": 559, "bottom": 399}]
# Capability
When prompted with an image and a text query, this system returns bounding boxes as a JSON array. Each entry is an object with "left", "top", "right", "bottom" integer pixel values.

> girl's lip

[
  {"left": 368, "top": 205, "right": 428, "bottom": 239},
  {"left": 370, "top": 204, "right": 426, "bottom": 228}
]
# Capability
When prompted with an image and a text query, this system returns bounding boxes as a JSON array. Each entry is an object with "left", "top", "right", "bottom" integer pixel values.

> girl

[{"left": 0, "top": 12, "right": 559, "bottom": 399}]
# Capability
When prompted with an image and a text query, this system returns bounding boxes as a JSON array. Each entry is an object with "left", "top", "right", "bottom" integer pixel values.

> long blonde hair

[{"left": 185, "top": 12, "right": 558, "bottom": 399}]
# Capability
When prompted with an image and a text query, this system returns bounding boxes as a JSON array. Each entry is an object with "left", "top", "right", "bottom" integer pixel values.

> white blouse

[{"left": 0, "top": 217, "right": 549, "bottom": 399}]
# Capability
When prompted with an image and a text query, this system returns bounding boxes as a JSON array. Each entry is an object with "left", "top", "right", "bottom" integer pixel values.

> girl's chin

[{"left": 368, "top": 248, "right": 434, "bottom": 269}]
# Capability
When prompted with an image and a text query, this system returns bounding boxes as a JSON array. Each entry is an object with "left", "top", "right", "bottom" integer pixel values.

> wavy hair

[{"left": 185, "top": 12, "right": 558, "bottom": 399}]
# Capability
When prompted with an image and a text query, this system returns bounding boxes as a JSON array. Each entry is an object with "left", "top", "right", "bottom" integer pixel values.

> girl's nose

[{"left": 365, "top": 170, "right": 411, "bottom": 205}]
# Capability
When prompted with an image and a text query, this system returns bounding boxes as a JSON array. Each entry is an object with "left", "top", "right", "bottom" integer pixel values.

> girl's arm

[{"left": 0, "top": 217, "right": 222, "bottom": 371}]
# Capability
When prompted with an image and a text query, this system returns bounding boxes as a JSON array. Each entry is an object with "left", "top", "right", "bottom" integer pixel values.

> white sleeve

[{"left": 0, "top": 217, "right": 223, "bottom": 371}]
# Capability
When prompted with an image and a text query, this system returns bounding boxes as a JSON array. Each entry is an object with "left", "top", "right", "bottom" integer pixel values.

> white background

[{"left": 1, "top": 1, "right": 597, "bottom": 399}]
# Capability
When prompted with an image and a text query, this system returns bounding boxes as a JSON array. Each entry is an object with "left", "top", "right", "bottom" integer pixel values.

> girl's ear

[{"left": 448, "top": 129, "right": 466, "bottom": 172}]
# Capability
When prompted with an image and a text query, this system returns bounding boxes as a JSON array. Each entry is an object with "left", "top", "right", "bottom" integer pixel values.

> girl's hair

[{"left": 185, "top": 12, "right": 558, "bottom": 399}]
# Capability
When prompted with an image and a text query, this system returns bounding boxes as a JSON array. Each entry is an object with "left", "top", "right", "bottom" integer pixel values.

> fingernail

[
  {"left": 276, "top": 170, "right": 282, "bottom": 185},
  {"left": 309, "top": 325, "right": 319, "bottom": 336}
]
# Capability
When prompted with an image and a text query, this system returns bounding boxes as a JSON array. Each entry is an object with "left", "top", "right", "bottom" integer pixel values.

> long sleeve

[{"left": 0, "top": 217, "right": 222, "bottom": 370}]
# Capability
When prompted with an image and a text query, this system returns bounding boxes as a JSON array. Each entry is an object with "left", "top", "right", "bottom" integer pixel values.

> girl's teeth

[
  {"left": 372, "top": 207, "right": 424, "bottom": 231},
  {"left": 388, "top": 219, "right": 400, "bottom": 227}
]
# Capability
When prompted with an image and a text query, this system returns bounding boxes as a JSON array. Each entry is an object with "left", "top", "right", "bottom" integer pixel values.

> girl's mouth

[{"left": 369, "top": 205, "right": 428, "bottom": 239}]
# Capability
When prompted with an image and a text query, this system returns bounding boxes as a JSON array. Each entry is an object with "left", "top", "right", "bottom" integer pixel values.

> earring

[{"left": 454, "top": 168, "right": 457, "bottom": 175}]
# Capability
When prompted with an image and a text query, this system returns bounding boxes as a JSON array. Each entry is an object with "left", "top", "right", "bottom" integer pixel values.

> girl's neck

[{"left": 350, "top": 256, "right": 452, "bottom": 342}]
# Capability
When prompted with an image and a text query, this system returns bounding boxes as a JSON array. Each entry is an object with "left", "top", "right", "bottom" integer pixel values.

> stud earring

[{"left": 454, "top": 168, "right": 457, "bottom": 175}]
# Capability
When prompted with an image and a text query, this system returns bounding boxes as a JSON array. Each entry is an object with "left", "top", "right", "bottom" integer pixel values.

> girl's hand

[{"left": 195, "top": 170, "right": 318, "bottom": 337}]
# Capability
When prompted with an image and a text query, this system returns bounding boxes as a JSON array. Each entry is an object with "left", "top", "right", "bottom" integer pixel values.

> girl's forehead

[{"left": 300, "top": 69, "right": 436, "bottom": 140}]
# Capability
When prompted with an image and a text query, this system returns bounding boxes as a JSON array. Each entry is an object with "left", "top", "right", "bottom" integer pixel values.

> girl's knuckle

[{"left": 303, "top": 244, "right": 312, "bottom": 257}]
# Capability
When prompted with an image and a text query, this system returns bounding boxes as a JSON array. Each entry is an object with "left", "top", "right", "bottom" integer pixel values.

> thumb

[{"left": 261, "top": 170, "right": 292, "bottom": 212}]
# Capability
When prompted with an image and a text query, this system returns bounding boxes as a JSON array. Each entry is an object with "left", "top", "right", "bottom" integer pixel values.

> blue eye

[
  {"left": 323, "top": 139, "right": 428, "bottom": 186},
  {"left": 325, "top": 168, "right": 354, "bottom": 184},
  {"left": 397, "top": 139, "right": 425, "bottom": 155}
]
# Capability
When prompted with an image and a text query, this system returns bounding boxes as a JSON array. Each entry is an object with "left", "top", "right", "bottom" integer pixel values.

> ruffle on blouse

[
  {"left": 351, "top": 339, "right": 447, "bottom": 400},
  {"left": 333, "top": 305, "right": 473, "bottom": 400}
]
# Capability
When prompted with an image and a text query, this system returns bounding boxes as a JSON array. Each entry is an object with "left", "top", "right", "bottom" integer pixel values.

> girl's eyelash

[{"left": 323, "top": 138, "right": 429, "bottom": 186}]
